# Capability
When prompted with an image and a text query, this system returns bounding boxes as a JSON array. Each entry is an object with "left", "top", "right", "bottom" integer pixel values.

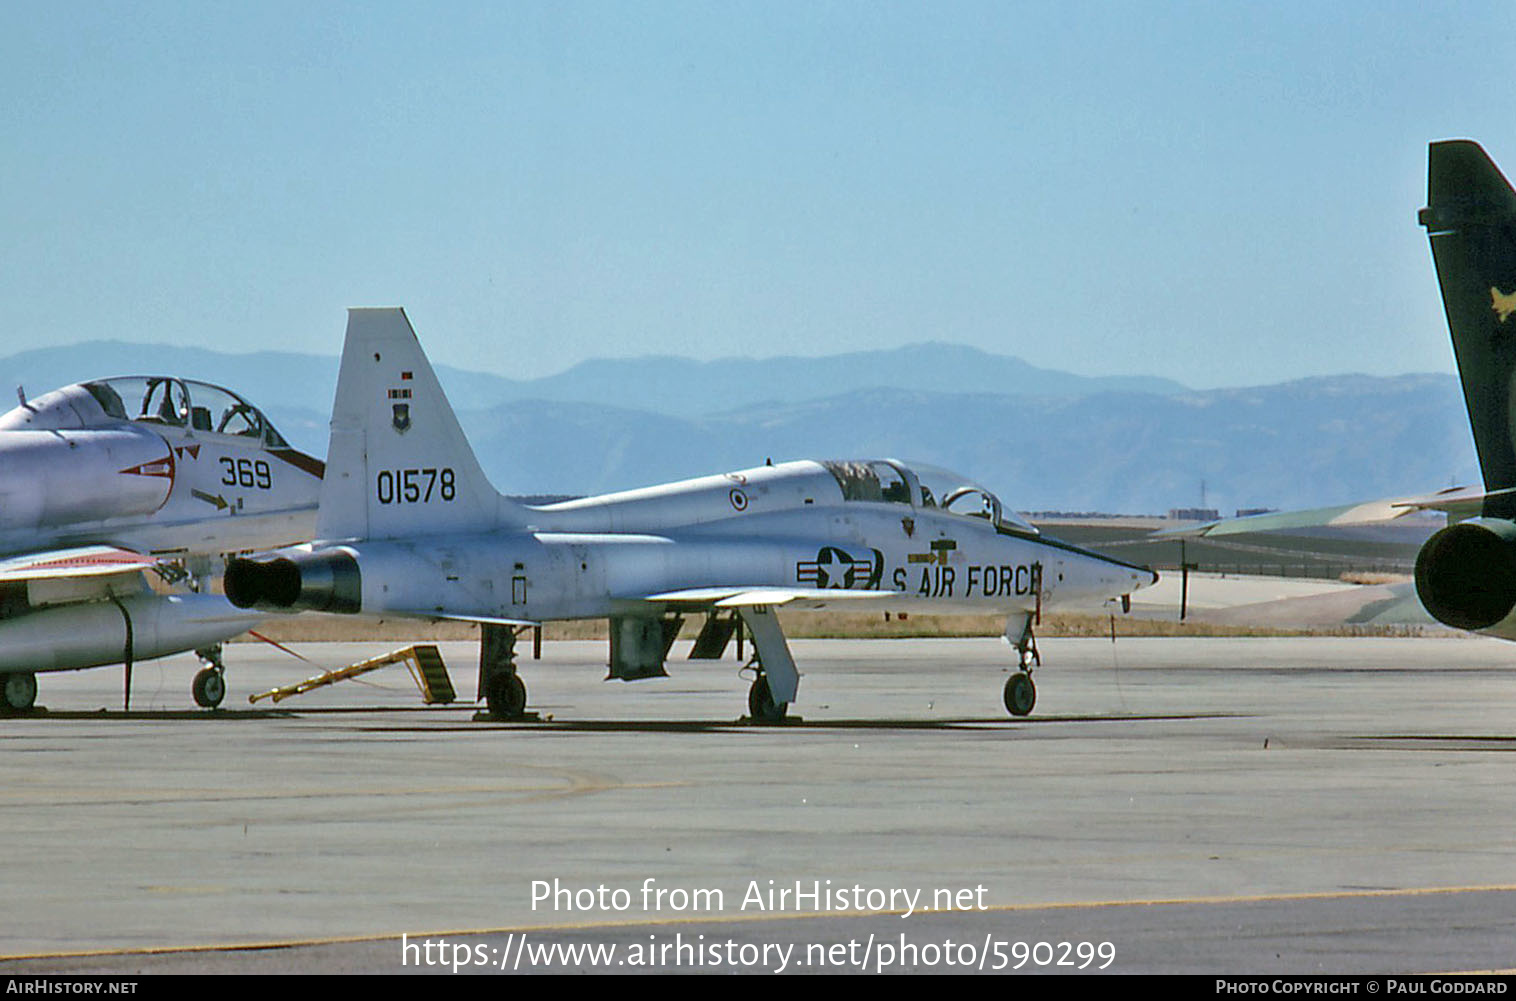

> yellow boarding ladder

[{"left": 248, "top": 645, "right": 456, "bottom": 705}]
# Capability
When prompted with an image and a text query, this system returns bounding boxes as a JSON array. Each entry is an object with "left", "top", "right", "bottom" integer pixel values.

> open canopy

[
  {"left": 79, "top": 376, "right": 290, "bottom": 447},
  {"left": 822, "top": 459, "right": 1038, "bottom": 535}
]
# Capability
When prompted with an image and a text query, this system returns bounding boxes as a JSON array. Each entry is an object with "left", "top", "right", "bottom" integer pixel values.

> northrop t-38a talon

[
  {"left": 0, "top": 376, "right": 322, "bottom": 710},
  {"left": 226, "top": 309, "right": 1156, "bottom": 722}
]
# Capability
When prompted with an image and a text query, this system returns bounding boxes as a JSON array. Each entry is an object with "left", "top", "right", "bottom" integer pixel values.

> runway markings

[{"left": 7, "top": 881, "right": 1516, "bottom": 962}]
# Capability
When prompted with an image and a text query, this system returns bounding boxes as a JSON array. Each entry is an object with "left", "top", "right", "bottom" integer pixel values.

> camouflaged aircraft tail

[{"left": 1420, "top": 140, "right": 1516, "bottom": 517}]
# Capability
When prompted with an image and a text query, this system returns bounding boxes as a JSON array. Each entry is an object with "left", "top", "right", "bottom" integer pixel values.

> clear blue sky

[{"left": 3, "top": 1, "right": 1513, "bottom": 386}]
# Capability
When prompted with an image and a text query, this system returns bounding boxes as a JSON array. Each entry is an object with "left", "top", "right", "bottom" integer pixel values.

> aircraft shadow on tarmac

[
  {"left": 3, "top": 705, "right": 1241, "bottom": 732},
  {"left": 448, "top": 712, "right": 1245, "bottom": 734}
]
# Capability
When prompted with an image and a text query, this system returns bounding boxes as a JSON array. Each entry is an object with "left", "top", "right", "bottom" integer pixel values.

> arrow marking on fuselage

[{"left": 191, "top": 489, "right": 230, "bottom": 511}]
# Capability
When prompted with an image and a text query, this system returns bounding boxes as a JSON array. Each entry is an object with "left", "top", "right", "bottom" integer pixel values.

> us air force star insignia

[
  {"left": 392, "top": 403, "right": 411, "bottom": 433},
  {"left": 816, "top": 548, "right": 851, "bottom": 588},
  {"left": 1491, "top": 286, "right": 1516, "bottom": 324},
  {"left": 797, "top": 546, "right": 883, "bottom": 590}
]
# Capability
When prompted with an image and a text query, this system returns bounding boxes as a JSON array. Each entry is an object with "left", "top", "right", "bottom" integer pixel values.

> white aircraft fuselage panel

[
  {"left": 339, "top": 501, "right": 1151, "bottom": 623},
  {"left": 535, "top": 461, "right": 844, "bottom": 534},
  {"left": 0, "top": 428, "right": 173, "bottom": 532}
]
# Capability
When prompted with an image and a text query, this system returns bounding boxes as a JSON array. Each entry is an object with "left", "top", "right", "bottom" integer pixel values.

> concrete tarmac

[{"left": 3, "top": 635, "right": 1516, "bottom": 974}]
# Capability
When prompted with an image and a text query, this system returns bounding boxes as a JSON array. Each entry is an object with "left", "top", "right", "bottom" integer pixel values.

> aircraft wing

[
  {"left": 642, "top": 586, "right": 903, "bottom": 610},
  {"left": 0, "top": 545, "right": 160, "bottom": 583},
  {"left": 396, "top": 610, "right": 542, "bottom": 627}
]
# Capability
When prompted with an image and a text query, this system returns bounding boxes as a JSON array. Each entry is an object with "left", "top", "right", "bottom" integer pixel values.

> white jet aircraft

[
  {"left": 225, "top": 310, "right": 1157, "bottom": 722},
  {"left": 0, "top": 376, "right": 322, "bottom": 710}
]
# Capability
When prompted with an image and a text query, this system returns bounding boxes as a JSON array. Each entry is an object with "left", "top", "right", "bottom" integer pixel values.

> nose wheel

[
  {"left": 1003, "top": 613, "right": 1040, "bottom": 717},
  {"left": 192, "top": 668, "right": 226, "bottom": 708},
  {"left": 1003, "top": 672, "right": 1036, "bottom": 716},
  {"left": 192, "top": 645, "right": 227, "bottom": 708},
  {"left": 1, "top": 672, "right": 37, "bottom": 711}
]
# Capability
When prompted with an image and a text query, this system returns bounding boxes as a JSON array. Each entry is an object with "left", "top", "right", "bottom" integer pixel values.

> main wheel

[
  {"left": 747, "top": 676, "right": 788, "bottom": 724},
  {"left": 192, "top": 668, "right": 226, "bottom": 709},
  {"left": 1003, "top": 672, "right": 1036, "bottom": 717},
  {"left": 485, "top": 672, "right": 528, "bottom": 720},
  {"left": 1, "top": 672, "right": 37, "bottom": 711}
]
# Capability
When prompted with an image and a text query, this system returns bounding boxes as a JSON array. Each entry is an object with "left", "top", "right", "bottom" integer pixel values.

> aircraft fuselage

[{"left": 252, "top": 459, "right": 1153, "bottom": 623}]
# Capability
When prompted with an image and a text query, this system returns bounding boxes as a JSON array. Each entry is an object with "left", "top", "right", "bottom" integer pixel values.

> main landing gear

[
  {"left": 191, "top": 645, "right": 227, "bottom": 709},
  {"left": 486, "top": 672, "right": 528, "bottom": 719},
  {"left": 739, "top": 606, "right": 799, "bottom": 725},
  {"left": 746, "top": 673, "right": 786, "bottom": 724},
  {"left": 1, "top": 672, "right": 37, "bottom": 711},
  {"left": 1003, "top": 613, "right": 1040, "bottom": 717},
  {"left": 479, "top": 623, "right": 529, "bottom": 720}
]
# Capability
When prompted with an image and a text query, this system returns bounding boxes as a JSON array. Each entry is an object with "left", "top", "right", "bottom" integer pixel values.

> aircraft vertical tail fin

[
  {"left": 1420, "top": 140, "right": 1516, "bottom": 517},
  {"left": 317, "top": 308, "right": 524, "bottom": 541}
]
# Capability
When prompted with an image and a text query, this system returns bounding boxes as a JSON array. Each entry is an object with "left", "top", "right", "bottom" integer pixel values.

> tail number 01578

[{"left": 376, "top": 468, "right": 455, "bottom": 505}]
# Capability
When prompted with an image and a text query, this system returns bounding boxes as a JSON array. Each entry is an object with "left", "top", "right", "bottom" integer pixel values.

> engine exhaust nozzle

[{"left": 224, "top": 550, "right": 361, "bottom": 614}]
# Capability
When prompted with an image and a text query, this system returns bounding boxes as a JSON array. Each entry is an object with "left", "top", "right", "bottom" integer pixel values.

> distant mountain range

[
  {"left": 0, "top": 340, "right": 1185, "bottom": 417},
  {"left": 0, "top": 341, "right": 1479, "bottom": 515}
]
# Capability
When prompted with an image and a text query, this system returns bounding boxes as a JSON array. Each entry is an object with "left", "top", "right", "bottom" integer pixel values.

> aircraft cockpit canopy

[
  {"left": 81, "top": 377, "right": 290, "bottom": 447},
  {"left": 822, "top": 460, "right": 917, "bottom": 505},
  {"left": 885, "top": 461, "right": 1043, "bottom": 539}
]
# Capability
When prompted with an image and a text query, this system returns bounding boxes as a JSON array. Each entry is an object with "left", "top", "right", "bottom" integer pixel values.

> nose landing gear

[
  {"left": 191, "top": 645, "right": 227, "bottom": 708},
  {"left": 1003, "top": 613, "right": 1040, "bottom": 717}
]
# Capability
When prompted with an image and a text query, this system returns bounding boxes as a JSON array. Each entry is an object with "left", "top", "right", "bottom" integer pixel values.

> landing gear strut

[
  {"left": 737, "top": 606, "right": 798, "bottom": 725},
  {"left": 192, "top": 645, "right": 227, "bottom": 708},
  {"left": 479, "top": 623, "right": 529, "bottom": 720}
]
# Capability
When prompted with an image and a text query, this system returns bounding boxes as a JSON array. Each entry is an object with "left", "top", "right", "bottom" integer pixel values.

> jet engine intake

[
  {"left": 224, "top": 550, "right": 361, "bottom": 613},
  {"left": 1414, "top": 518, "right": 1516, "bottom": 631}
]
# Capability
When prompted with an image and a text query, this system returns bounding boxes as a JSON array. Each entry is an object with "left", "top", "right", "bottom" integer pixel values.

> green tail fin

[{"left": 1420, "top": 140, "right": 1516, "bottom": 517}]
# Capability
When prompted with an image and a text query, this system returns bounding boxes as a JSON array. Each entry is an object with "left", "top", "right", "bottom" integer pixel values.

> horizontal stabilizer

[
  {"left": 1158, "top": 487, "right": 1486, "bottom": 539},
  {"left": 1390, "top": 485, "right": 1516, "bottom": 522}
]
